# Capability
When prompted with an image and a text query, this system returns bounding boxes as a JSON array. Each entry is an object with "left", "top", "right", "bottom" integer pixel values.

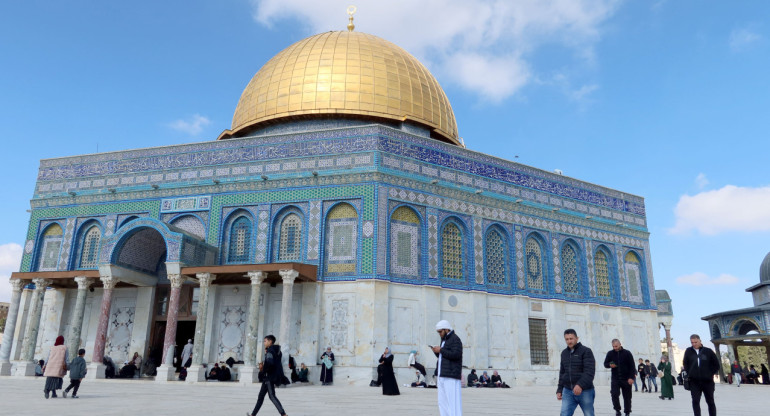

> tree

[
  {"left": 737, "top": 345, "right": 769, "bottom": 368},
  {"left": 0, "top": 316, "right": 5, "bottom": 333}
]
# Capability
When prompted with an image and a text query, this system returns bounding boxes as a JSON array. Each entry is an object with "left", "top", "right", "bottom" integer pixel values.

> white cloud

[
  {"left": 695, "top": 173, "right": 709, "bottom": 190},
  {"left": 675, "top": 272, "right": 739, "bottom": 286},
  {"left": 168, "top": 114, "right": 211, "bottom": 136},
  {"left": 670, "top": 185, "right": 770, "bottom": 235},
  {"left": 0, "top": 243, "right": 23, "bottom": 303},
  {"left": 729, "top": 27, "right": 762, "bottom": 51},
  {"left": 251, "top": 0, "right": 621, "bottom": 102}
]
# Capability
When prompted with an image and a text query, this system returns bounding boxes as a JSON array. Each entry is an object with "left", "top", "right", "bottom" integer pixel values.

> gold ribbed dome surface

[{"left": 225, "top": 31, "right": 459, "bottom": 145}]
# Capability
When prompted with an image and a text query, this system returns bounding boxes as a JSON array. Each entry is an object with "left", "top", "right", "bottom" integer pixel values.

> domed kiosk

[
  {"left": 702, "top": 252, "right": 770, "bottom": 381},
  {"left": 3, "top": 13, "right": 660, "bottom": 385}
]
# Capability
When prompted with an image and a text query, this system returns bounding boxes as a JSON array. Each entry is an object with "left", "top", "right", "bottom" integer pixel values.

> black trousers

[
  {"left": 251, "top": 380, "right": 285, "bottom": 415},
  {"left": 689, "top": 379, "right": 716, "bottom": 416},
  {"left": 610, "top": 378, "right": 632, "bottom": 414},
  {"left": 64, "top": 379, "right": 81, "bottom": 396}
]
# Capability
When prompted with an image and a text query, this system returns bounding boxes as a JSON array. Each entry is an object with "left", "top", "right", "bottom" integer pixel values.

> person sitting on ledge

[
  {"left": 411, "top": 370, "right": 427, "bottom": 387},
  {"left": 298, "top": 363, "right": 309, "bottom": 383},
  {"left": 490, "top": 370, "right": 509, "bottom": 388},
  {"left": 207, "top": 363, "right": 220, "bottom": 381},
  {"left": 218, "top": 363, "right": 232, "bottom": 381},
  {"left": 118, "top": 360, "right": 136, "bottom": 378},
  {"left": 35, "top": 359, "right": 45, "bottom": 377},
  {"left": 479, "top": 371, "right": 491, "bottom": 387},
  {"left": 467, "top": 369, "right": 480, "bottom": 387}
]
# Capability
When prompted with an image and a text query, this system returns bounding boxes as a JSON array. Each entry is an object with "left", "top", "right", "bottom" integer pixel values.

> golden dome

[{"left": 220, "top": 30, "right": 460, "bottom": 145}]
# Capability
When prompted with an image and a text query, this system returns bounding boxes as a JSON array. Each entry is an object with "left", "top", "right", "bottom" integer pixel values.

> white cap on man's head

[{"left": 435, "top": 320, "right": 452, "bottom": 331}]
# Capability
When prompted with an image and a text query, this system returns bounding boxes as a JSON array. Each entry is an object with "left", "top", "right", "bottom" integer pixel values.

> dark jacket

[
  {"left": 264, "top": 344, "right": 286, "bottom": 384},
  {"left": 557, "top": 342, "right": 595, "bottom": 393},
  {"left": 68, "top": 356, "right": 87, "bottom": 380},
  {"left": 637, "top": 363, "right": 646, "bottom": 378},
  {"left": 603, "top": 347, "right": 635, "bottom": 381},
  {"left": 682, "top": 346, "right": 719, "bottom": 382},
  {"left": 434, "top": 330, "right": 462, "bottom": 380},
  {"left": 647, "top": 364, "right": 658, "bottom": 377}
]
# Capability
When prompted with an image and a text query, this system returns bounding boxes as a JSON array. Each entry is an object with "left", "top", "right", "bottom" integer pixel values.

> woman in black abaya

[{"left": 379, "top": 347, "right": 400, "bottom": 396}]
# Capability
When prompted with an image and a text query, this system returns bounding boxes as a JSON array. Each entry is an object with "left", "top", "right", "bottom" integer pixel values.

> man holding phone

[
  {"left": 431, "top": 320, "right": 463, "bottom": 416},
  {"left": 603, "top": 339, "right": 635, "bottom": 416}
]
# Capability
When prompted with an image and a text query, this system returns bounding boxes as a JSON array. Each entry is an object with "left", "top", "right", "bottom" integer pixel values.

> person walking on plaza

[
  {"left": 43, "top": 335, "right": 69, "bottom": 399},
  {"left": 682, "top": 334, "right": 719, "bottom": 416},
  {"left": 379, "top": 347, "right": 400, "bottom": 395},
  {"left": 646, "top": 359, "right": 658, "bottom": 393},
  {"left": 637, "top": 359, "right": 648, "bottom": 392},
  {"left": 657, "top": 355, "right": 674, "bottom": 400},
  {"left": 180, "top": 339, "right": 193, "bottom": 368},
  {"left": 603, "top": 339, "right": 635, "bottom": 416},
  {"left": 63, "top": 348, "right": 87, "bottom": 398},
  {"left": 247, "top": 335, "right": 287, "bottom": 416},
  {"left": 730, "top": 360, "right": 742, "bottom": 387},
  {"left": 431, "top": 320, "right": 463, "bottom": 416},
  {"left": 556, "top": 329, "right": 596, "bottom": 416}
]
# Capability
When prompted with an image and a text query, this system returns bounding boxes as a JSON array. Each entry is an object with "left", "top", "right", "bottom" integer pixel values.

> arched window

[
  {"left": 525, "top": 236, "right": 545, "bottom": 291},
  {"left": 170, "top": 215, "right": 206, "bottom": 239},
  {"left": 325, "top": 203, "right": 358, "bottom": 274},
  {"left": 441, "top": 222, "right": 463, "bottom": 280},
  {"left": 78, "top": 226, "right": 101, "bottom": 269},
  {"left": 624, "top": 252, "right": 642, "bottom": 300},
  {"left": 595, "top": 249, "right": 612, "bottom": 298},
  {"left": 561, "top": 243, "right": 580, "bottom": 296},
  {"left": 485, "top": 228, "right": 507, "bottom": 286},
  {"left": 39, "top": 224, "right": 63, "bottom": 271},
  {"left": 228, "top": 216, "right": 252, "bottom": 263},
  {"left": 278, "top": 213, "right": 302, "bottom": 261},
  {"left": 390, "top": 206, "right": 420, "bottom": 278}
]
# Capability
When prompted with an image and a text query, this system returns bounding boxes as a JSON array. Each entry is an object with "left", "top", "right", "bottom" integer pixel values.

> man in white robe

[
  {"left": 431, "top": 320, "right": 463, "bottom": 416},
  {"left": 181, "top": 339, "right": 194, "bottom": 367}
]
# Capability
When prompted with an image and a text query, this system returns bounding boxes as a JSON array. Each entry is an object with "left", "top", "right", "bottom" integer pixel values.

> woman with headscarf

[
  {"left": 408, "top": 350, "right": 427, "bottom": 377},
  {"left": 43, "top": 335, "right": 68, "bottom": 399},
  {"left": 319, "top": 347, "right": 334, "bottom": 385},
  {"left": 379, "top": 347, "right": 400, "bottom": 396},
  {"left": 761, "top": 364, "right": 770, "bottom": 384},
  {"left": 657, "top": 355, "right": 673, "bottom": 400}
]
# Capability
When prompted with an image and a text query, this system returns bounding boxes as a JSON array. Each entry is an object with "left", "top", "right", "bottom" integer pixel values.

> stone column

[
  {"left": 662, "top": 323, "right": 675, "bottom": 371},
  {"left": 15, "top": 278, "right": 51, "bottom": 376},
  {"left": 714, "top": 342, "right": 726, "bottom": 383},
  {"left": 156, "top": 273, "right": 185, "bottom": 382},
  {"left": 186, "top": 272, "right": 215, "bottom": 383},
  {"left": 0, "top": 279, "right": 27, "bottom": 376},
  {"left": 85, "top": 275, "right": 118, "bottom": 379},
  {"left": 239, "top": 271, "right": 265, "bottom": 384},
  {"left": 278, "top": 269, "right": 298, "bottom": 377},
  {"left": 67, "top": 276, "right": 93, "bottom": 357}
]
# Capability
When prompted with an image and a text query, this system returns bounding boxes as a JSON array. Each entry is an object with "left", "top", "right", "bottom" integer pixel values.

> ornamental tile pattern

[
  {"left": 307, "top": 201, "right": 322, "bottom": 260},
  {"left": 485, "top": 229, "right": 507, "bottom": 286},
  {"left": 552, "top": 237, "right": 561, "bottom": 293},
  {"left": 473, "top": 217, "right": 483, "bottom": 284},
  {"left": 515, "top": 226, "right": 525, "bottom": 290},
  {"left": 428, "top": 212, "right": 438, "bottom": 279},
  {"left": 58, "top": 218, "right": 76, "bottom": 270},
  {"left": 525, "top": 237, "right": 544, "bottom": 291},
  {"left": 561, "top": 244, "right": 579, "bottom": 296},
  {"left": 616, "top": 246, "right": 627, "bottom": 302},
  {"left": 586, "top": 240, "right": 596, "bottom": 297},
  {"left": 256, "top": 207, "right": 270, "bottom": 262}
]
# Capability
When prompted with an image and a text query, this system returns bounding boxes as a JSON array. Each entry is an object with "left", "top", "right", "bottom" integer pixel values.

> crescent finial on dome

[{"left": 347, "top": 5, "right": 356, "bottom": 32}]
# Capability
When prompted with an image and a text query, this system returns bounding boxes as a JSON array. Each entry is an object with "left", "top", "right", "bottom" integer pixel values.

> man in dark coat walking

[
  {"left": 682, "top": 334, "right": 719, "bottom": 416},
  {"left": 556, "top": 329, "right": 596, "bottom": 416},
  {"left": 603, "top": 339, "right": 635, "bottom": 416},
  {"left": 248, "top": 335, "right": 288, "bottom": 416},
  {"left": 431, "top": 320, "right": 463, "bottom": 416}
]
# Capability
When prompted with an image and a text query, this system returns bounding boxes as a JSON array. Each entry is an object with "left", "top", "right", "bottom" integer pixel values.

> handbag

[{"left": 681, "top": 370, "right": 690, "bottom": 391}]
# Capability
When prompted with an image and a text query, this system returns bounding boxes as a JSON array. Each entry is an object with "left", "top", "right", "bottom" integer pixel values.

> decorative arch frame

[
  {"left": 559, "top": 238, "right": 584, "bottom": 297},
  {"left": 622, "top": 249, "right": 650, "bottom": 306},
  {"left": 71, "top": 219, "right": 104, "bottom": 270},
  {"left": 523, "top": 231, "right": 550, "bottom": 294},
  {"left": 729, "top": 317, "right": 762, "bottom": 337},
  {"left": 219, "top": 209, "right": 255, "bottom": 264},
  {"left": 439, "top": 216, "right": 469, "bottom": 283},
  {"left": 168, "top": 213, "right": 207, "bottom": 240},
  {"left": 271, "top": 205, "right": 307, "bottom": 263},
  {"left": 593, "top": 244, "right": 618, "bottom": 302},
  {"left": 387, "top": 204, "right": 424, "bottom": 280},
  {"left": 34, "top": 221, "right": 65, "bottom": 272},
  {"left": 322, "top": 201, "right": 360, "bottom": 276},
  {"left": 119, "top": 215, "right": 140, "bottom": 229},
  {"left": 483, "top": 223, "right": 510, "bottom": 288},
  {"left": 711, "top": 323, "right": 722, "bottom": 340}
]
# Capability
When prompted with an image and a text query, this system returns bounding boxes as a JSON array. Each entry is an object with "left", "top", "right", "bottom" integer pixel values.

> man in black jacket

[
  {"left": 604, "top": 339, "right": 635, "bottom": 416},
  {"left": 682, "top": 334, "right": 719, "bottom": 416},
  {"left": 556, "top": 329, "right": 596, "bottom": 416},
  {"left": 248, "top": 335, "right": 288, "bottom": 416},
  {"left": 431, "top": 320, "right": 463, "bottom": 416}
]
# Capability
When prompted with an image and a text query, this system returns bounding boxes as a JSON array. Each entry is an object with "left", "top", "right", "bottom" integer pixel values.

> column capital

[
  {"left": 100, "top": 275, "right": 119, "bottom": 291},
  {"left": 278, "top": 269, "right": 299, "bottom": 284},
  {"left": 74, "top": 276, "right": 95, "bottom": 290},
  {"left": 31, "top": 278, "right": 52, "bottom": 291},
  {"left": 195, "top": 272, "right": 216, "bottom": 287},
  {"left": 168, "top": 273, "right": 185, "bottom": 288},
  {"left": 10, "top": 278, "right": 27, "bottom": 292},
  {"left": 246, "top": 271, "right": 265, "bottom": 285}
]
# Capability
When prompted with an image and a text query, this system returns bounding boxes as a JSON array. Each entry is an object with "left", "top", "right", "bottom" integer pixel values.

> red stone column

[
  {"left": 162, "top": 274, "right": 185, "bottom": 365},
  {"left": 92, "top": 276, "right": 118, "bottom": 364}
]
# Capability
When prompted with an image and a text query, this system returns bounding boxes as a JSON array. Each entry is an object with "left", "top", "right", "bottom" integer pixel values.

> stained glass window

[
  {"left": 561, "top": 244, "right": 579, "bottom": 295},
  {"left": 485, "top": 229, "right": 507, "bottom": 285},
  {"left": 326, "top": 204, "right": 357, "bottom": 274},
  {"left": 624, "top": 252, "right": 641, "bottom": 299},
  {"left": 39, "top": 224, "right": 63, "bottom": 271},
  {"left": 279, "top": 214, "right": 302, "bottom": 261},
  {"left": 526, "top": 237, "right": 544, "bottom": 291},
  {"left": 595, "top": 250, "right": 612, "bottom": 298},
  {"left": 390, "top": 206, "right": 420, "bottom": 277},
  {"left": 78, "top": 226, "right": 101, "bottom": 269},
  {"left": 442, "top": 222, "right": 463, "bottom": 280},
  {"left": 528, "top": 318, "right": 549, "bottom": 365},
  {"left": 228, "top": 216, "right": 251, "bottom": 263}
]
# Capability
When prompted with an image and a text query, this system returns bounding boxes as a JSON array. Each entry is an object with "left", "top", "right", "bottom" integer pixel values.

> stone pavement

[{"left": 0, "top": 377, "right": 765, "bottom": 416}]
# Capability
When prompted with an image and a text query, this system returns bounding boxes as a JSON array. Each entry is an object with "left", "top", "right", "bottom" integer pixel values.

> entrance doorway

[{"left": 175, "top": 321, "right": 197, "bottom": 368}]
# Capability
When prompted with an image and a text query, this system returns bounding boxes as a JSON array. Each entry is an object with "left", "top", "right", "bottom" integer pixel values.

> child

[{"left": 63, "top": 349, "right": 87, "bottom": 398}]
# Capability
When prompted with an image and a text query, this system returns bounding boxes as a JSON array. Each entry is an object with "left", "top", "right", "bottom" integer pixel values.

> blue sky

[{"left": 1, "top": 0, "right": 769, "bottom": 353}]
